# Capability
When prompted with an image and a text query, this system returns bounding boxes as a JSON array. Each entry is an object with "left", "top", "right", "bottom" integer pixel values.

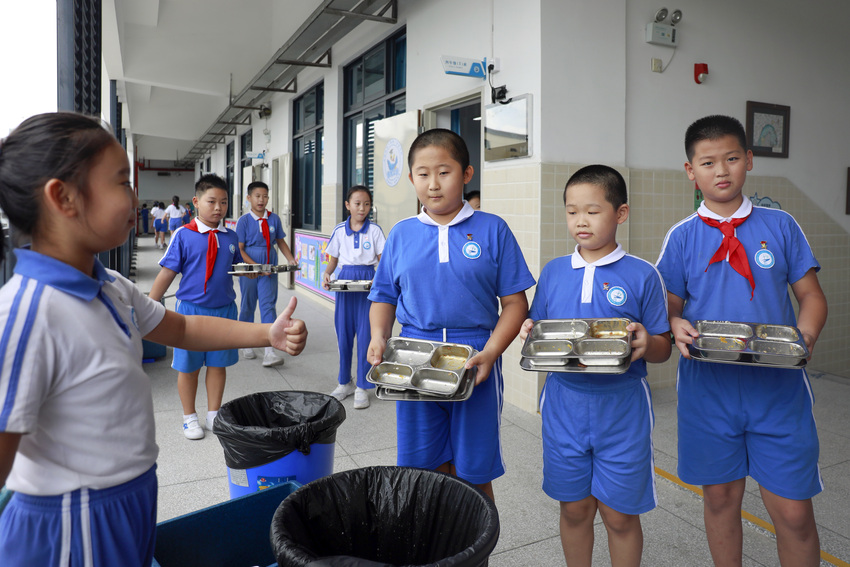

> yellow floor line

[{"left": 654, "top": 466, "right": 849, "bottom": 567}]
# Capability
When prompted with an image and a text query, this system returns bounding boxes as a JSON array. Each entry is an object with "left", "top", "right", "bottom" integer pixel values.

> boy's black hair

[
  {"left": 195, "top": 173, "right": 228, "bottom": 195},
  {"left": 0, "top": 112, "right": 116, "bottom": 254},
  {"left": 346, "top": 185, "right": 371, "bottom": 201},
  {"left": 464, "top": 190, "right": 480, "bottom": 201},
  {"left": 563, "top": 165, "right": 628, "bottom": 209},
  {"left": 246, "top": 181, "right": 269, "bottom": 195},
  {"left": 685, "top": 115, "right": 748, "bottom": 161},
  {"left": 408, "top": 128, "right": 470, "bottom": 171}
]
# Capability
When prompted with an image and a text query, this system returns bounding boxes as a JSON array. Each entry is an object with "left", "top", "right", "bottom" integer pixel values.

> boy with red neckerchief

[
  {"left": 150, "top": 174, "right": 252, "bottom": 441},
  {"left": 656, "top": 115, "right": 827, "bottom": 567}
]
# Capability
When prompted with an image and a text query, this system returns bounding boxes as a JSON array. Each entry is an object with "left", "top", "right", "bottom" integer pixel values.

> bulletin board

[{"left": 293, "top": 230, "right": 339, "bottom": 301}]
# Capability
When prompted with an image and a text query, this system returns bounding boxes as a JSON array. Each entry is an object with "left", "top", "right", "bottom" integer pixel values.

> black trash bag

[
  {"left": 213, "top": 391, "right": 345, "bottom": 470},
  {"left": 271, "top": 466, "right": 500, "bottom": 567}
]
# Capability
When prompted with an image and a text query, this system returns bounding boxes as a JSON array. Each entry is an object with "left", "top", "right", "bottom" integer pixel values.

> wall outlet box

[
  {"left": 651, "top": 58, "right": 663, "bottom": 73},
  {"left": 646, "top": 22, "right": 678, "bottom": 46}
]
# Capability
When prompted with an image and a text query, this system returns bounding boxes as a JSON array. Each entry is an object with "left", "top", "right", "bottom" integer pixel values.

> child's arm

[
  {"left": 145, "top": 297, "right": 307, "bottom": 355},
  {"left": 321, "top": 256, "right": 339, "bottom": 290},
  {"left": 791, "top": 268, "right": 828, "bottom": 356},
  {"left": 0, "top": 432, "right": 21, "bottom": 488},
  {"left": 276, "top": 238, "right": 297, "bottom": 265},
  {"left": 466, "top": 291, "right": 529, "bottom": 385},
  {"left": 148, "top": 267, "right": 178, "bottom": 302},
  {"left": 628, "top": 322, "right": 672, "bottom": 363},
  {"left": 368, "top": 302, "right": 397, "bottom": 365},
  {"left": 668, "top": 292, "right": 698, "bottom": 358},
  {"left": 238, "top": 242, "right": 259, "bottom": 265}
]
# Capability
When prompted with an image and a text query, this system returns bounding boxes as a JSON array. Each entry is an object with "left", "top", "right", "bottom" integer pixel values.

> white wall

[
  {"left": 625, "top": 0, "right": 850, "bottom": 232},
  {"left": 137, "top": 169, "right": 194, "bottom": 205}
]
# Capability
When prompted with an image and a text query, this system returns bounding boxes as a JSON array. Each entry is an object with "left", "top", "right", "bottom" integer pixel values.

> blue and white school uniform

[
  {"left": 656, "top": 200, "right": 822, "bottom": 499},
  {"left": 164, "top": 204, "right": 186, "bottom": 231},
  {"left": 160, "top": 221, "right": 243, "bottom": 372},
  {"left": 235, "top": 210, "right": 286, "bottom": 324},
  {"left": 327, "top": 218, "right": 386, "bottom": 389},
  {"left": 369, "top": 204, "right": 535, "bottom": 484},
  {"left": 0, "top": 249, "right": 166, "bottom": 567},
  {"left": 529, "top": 245, "right": 669, "bottom": 514},
  {"left": 152, "top": 206, "right": 165, "bottom": 233}
]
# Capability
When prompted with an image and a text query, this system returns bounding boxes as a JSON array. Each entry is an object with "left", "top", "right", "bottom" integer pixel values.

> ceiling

[{"left": 103, "top": 0, "right": 397, "bottom": 162}]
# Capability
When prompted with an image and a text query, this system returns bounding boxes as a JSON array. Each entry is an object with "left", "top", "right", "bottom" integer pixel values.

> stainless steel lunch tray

[
  {"left": 520, "top": 318, "right": 632, "bottom": 373},
  {"left": 367, "top": 338, "right": 476, "bottom": 397},
  {"left": 228, "top": 263, "right": 300, "bottom": 275},
  {"left": 326, "top": 279, "right": 373, "bottom": 292},
  {"left": 688, "top": 320, "right": 808, "bottom": 368},
  {"left": 375, "top": 368, "right": 475, "bottom": 402}
]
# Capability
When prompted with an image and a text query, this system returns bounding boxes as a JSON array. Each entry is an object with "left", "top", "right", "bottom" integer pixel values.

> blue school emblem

[
  {"left": 754, "top": 241, "right": 775, "bottom": 269},
  {"left": 363, "top": 241, "right": 372, "bottom": 250},
  {"left": 607, "top": 286, "right": 627, "bottom": 306},
  {"left": 269, "top": 226, "right": 276, "bottom": 235},
  {"left": 383, "top": 138, "right": 403, "bottom": 187},
  {"left": 462, "top": 241, "right": 482, "bottom": 259},
  {"left": 130, "top": 308, "right": 140, "bottom": 331},
  {"left": 229, "top": 243, "right": 236, "bottom": 254}
]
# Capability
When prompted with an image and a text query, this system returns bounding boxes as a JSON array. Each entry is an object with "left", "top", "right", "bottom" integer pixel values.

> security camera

[{"left": 258, "top": 105, "right": 272, "bottom": 119}]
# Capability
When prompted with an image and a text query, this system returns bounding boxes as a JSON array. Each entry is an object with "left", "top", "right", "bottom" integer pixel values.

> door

[
  {"left": 273, "top": 153, "right": 294, "bottom": 289},
  {"left": 370, "top": 110, "right": 420, "bottom": 234}
]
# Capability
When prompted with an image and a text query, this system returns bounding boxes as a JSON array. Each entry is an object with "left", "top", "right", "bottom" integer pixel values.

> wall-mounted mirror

[{"left": 484, "top": 94, "right": 532, "bottom": 161}]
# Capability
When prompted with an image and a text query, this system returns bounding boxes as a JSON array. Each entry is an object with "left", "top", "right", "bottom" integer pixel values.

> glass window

[
  {"left": 363, "top": 47, "right": 385, "bottom": 102},
  {"left": 342, "top": 30, "right": 406, "bottom": 206},
  {"left": 240, "top": 130, "right": 252, "bottom": 170},
  {"left": 292, "top": 83, "right": 324, "bottom": 231}
]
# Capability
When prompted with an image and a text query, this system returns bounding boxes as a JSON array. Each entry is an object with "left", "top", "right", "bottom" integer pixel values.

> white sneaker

[
  {"left": 241, "top": 348, "right": 257, "bottom": 359},
  {"left": 182, "top": 416, "right": 204, "bottom": 440},
  {"left": 262, "top": 349, "right": 285, "bottom": 367},
  {"left": 353, "top": 387, "right": 370, "bottom": 409},
  {"left": 330, "top": 382, "right": 356, "bottom": 401}
]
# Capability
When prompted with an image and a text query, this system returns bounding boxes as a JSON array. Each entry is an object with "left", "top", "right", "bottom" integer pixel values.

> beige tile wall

[
  {"left": 485, "top": 163, "right": 850, "bottom": 413},
  {"left": 321, "top": 183, "right": 340, "bottom": 234}
]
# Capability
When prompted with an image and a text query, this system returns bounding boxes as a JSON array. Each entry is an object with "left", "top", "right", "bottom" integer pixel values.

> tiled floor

[{"left": 135, "top": 234, "right": 850, "bottom": 566}]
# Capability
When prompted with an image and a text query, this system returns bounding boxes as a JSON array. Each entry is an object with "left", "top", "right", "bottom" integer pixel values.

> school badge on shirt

[
  {"left": 603, "top": 282, "right": 628, "bottom": 306},
  {"left": 462, "top": 234, "right": 481, "bottom": 259},
  {"left": 754, "top": 241, "right": 775, "bottom": 269}
]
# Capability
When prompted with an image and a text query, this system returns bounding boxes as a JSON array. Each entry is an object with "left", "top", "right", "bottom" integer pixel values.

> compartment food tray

[
  {"left": 520, "top": 318, "right": 632, "bottom": 372},
  {"left": 367, "top": 338, "right": 476, "bottom": 397},
  {"left": 375, "top": 368, "right": 475, "bottom": 402},
  {"left": 326, "top": 279, "right": 373, "bottom": 292},
  {"left": 688, "top": 320, "right": 809, "bottom": 368},
  {"left": 228, "top": 263, "right": 300, "bottom": 275}
]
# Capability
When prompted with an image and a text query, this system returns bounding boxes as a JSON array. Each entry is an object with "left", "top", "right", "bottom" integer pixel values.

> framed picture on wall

[{"left": 746, "top": 101, "right": 790, "bottom": 158}]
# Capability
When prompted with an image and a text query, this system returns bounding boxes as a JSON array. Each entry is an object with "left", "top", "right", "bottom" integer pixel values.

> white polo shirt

[
  {"left": 326, "top": 218, "right": 385, "bottom": 267},
  {"left": 0, "top": 249, "right": 166, "bottom": 495}
]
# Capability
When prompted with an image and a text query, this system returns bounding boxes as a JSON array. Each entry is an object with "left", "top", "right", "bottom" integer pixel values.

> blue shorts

[
  {"left": 677, "top": 358, "right": 823, "bottom": 499},
  {"left": 168, "top": 218, "right": 183, "bottom": 231},
  {"left": 172, "top": 300, "right": 238, "bottom": 372},
  {"left": 396, "top": 328, "right": 504, "bottom": 485},
  {"left": 540, "top": 374, "right": 657, "bottom": 514},
  {"left": 154, "top": 219, "right": 164, "bottom": 232},
  {"left": 0, "top": 466, "right": 157, "bottom": 567}
]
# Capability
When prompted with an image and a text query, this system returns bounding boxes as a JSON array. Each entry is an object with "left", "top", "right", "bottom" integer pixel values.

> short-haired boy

[
  {"left": 656, "top": 115, "right": 828, "bottom": 566},
  {"left": 149, "top": 174, "right": 248, "bottom": 440},
  {"left": 520, "top": 164, "right": 671, "bottom": 566},
  {"left": 235, "top": 181, "right": 297, "bottom": 367}
]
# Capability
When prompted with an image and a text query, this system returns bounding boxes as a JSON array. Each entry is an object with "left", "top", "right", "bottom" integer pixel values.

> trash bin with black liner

[
  {"left": 271, "top": 466, "right": 500, "bottom": 567},
  {"left": 213, "top": 391, "right": 345, "bottom": 499}
]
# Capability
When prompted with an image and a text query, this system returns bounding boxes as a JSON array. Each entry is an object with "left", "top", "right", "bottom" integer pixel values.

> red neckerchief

[
  {"left": 697, "top": 210, "right": 755, "bottom": 300},
  {"left": 259, "top": 217, "right": 271, "bottom": 263},
  {"left": 183, "top": 219, "right": 219, "bottom": 293}
]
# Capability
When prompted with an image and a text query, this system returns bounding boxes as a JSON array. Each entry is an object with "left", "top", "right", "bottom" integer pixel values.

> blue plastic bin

[
  {"left": 213, "top": 391, "right": 345, "bottom": 500},
  {"left": 152, "top": 480, "right": 300, "bottom": 567},
  {"left": 226, "top": 439, "right": 335, "bottom": 498}
]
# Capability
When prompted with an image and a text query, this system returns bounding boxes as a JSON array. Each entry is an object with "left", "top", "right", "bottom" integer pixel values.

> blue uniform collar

[
  {"left": 345, "top": 218, "right": 370, "bottom": 236},
  {"left": 13, "top": 248, "right": 114, "bottom": 301}
]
